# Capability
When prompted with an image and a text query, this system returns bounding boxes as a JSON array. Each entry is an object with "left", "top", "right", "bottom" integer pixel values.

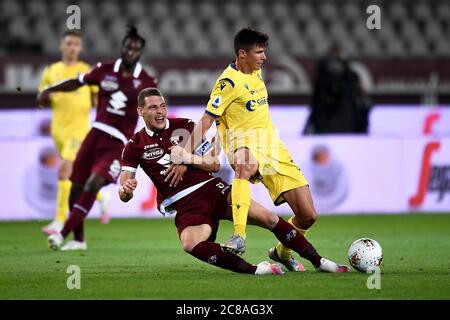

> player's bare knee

[
  {"left": 84, "top": 176, "right": 107, "bottom": 193},
  {"left": 58, "top": 163, "right": 72, "bottom": 180},
  {"left": 181, "top": 238, "right": 202, "bottom": 253},
  {"left": 234, "top": 163, "right": 257, "bottom": 180},
  {"left": 298, "top": 209, "right": 318, "bottom": 229}
]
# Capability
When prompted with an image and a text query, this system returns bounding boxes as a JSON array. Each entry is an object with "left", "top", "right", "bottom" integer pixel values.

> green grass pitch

[{"left": 0, "top": 213, "right": 449, "bottom": 299}]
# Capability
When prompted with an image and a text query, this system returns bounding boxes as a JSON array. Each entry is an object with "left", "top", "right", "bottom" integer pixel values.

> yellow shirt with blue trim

[
  {"left": 205, "top": 62, "right": 279, "bottom": 158},
  {"left": 39, "top": 61, "right": 98, "bottom": 139}
]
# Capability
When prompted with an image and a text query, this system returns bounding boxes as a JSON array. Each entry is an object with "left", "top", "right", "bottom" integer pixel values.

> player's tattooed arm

[{"left": 119, "top": 170, "right": 137, "bottom": 202}]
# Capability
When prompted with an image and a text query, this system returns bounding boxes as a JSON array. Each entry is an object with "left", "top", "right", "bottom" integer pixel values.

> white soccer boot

[
  {"left": 61, "top": 240, "right": 87, "bottom": 251},
  {"left": 48, "top": 233, "right": 64, "bottom": 250},
  {"left": 316, "top": 258, "right": 350, "bottom": 273},
  {"left": 99, "top": 191, "right": 111, "bottom": 224},
  {"left": 42, "top": 220, "right": 64, "bottom": 235},
  {"left": 255, "top": 261, "right": 285, "bottom": 275}
]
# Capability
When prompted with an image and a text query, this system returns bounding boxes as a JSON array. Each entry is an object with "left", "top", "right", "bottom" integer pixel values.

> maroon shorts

[
  {"left": 173, "top": 177, "right": 231, "bottom": 242},
  {"left": 71, "top": 128, "right": 124, "bottom": 185}
]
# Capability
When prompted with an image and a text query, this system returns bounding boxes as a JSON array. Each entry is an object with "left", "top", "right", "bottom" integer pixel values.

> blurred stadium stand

[
  {"left": 1, "top": 0, "right": 450, "bottom": 106},
  {"left": 1, "top": 0, "right": 449, "bottom": 58}
]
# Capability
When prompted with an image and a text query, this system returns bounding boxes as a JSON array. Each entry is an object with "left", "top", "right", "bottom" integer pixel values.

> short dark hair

[
  {"left": 234, "top": 27, "right": 268, "bottom": 55},
  {"left": 122, "top": 25, "right": 146, "bottom": 49},
  {"left": 62, "top": 30, "right": 81, "bottom": 39},
  {"left": 138, "top": 88, "right": 163, "bottom": 107}
]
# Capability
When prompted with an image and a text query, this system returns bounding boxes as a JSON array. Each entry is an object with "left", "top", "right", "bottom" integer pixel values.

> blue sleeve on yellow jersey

[{"left": 205, "top": 78, "right": 237, "bottom": 118}]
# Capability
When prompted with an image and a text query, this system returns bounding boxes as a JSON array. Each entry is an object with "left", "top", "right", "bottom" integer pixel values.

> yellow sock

[
  {"left": 231, "top": 179, "right": 251, "bottom": 238},
  {"left": 96, "top": 191, "right": 103, "bottom": 202},
  {"left": 56, "top": 180, "right": 71, "bottom": 223},
  {"left": 276, "top": 216, "right": 309, "bottom": 260}
]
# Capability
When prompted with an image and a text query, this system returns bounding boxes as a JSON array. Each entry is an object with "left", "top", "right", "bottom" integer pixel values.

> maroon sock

[
  {"left": 61, "top": 192, "right": 96, "bottom": 239},
  {"left": 74, "top": 222, "right": 84, "bottom": 242},
  {"left": 190, "top": 241, "right": 257, "bottom": 274},
  {"left": 69, "top": 196, "right": 76, "bottom": 211},
  {"left": 272, "top": 217, "right": 322, "bottom": 268}
]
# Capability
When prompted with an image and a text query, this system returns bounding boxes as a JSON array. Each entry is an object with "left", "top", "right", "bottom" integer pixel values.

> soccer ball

[{"left": 347, "top": 238, "right": 383, "bottom": 272}]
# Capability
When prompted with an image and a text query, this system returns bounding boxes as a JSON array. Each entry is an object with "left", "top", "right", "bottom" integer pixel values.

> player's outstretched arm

[
  {"left": 37, "top": 78, "right": 83, "bottom": 107},
  {"left": 118, "top": 170, "right": 137, "bottom": 202},
  {"left": 170, "top": 145, "right": 220, "bottom": 172},
  {"left": 184, "top": 113, "right": 216, "bottom": 153}
]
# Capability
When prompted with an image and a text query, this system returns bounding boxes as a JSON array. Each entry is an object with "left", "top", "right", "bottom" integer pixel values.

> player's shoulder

[
  {"left": 92, "top": 60, "right": 115, "bottom": 71},
  {"left": 139, "top": 67, "right": 158, "bottom": 85},
  {"left": 217, "top": 62, "right": 242, "bottom": 88},
  {"left": 77, "top": 61, "right": 92, "bottom": 71},
  {"left": 127, "top": 128, "right": 146, "bottom": 146},
  {"left": 46, "top": 61, "right": 63, "bottom": 72},
  {"left": 169, "top": 117, "right": 195, "bottom": 128}
]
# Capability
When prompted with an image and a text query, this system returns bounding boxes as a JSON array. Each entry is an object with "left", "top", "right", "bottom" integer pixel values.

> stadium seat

[{"left": 3, "top": 0, "right": 449, "bottom": 58}]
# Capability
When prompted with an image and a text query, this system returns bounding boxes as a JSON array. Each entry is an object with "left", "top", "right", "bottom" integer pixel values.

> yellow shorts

[
  {"left": 53, "top": 135, "right": 83, "bottom": 161},
  {"left": 230, "top": 140, "right": 309, "bottom": 206}
]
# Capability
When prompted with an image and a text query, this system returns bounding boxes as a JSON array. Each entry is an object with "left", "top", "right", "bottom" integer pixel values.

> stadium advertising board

[
  {"left": 2, "top": 57, "right": 450, "bottom": 95},
  {"left": 0, "top": 106, "right": 448, "bottom": 220}
]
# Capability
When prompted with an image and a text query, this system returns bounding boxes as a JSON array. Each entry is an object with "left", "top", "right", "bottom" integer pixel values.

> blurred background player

[
  {"left": 38, "top": 26, "right": 158, "bottom": 251},
  {"left": 304, "top": 44, "right": 372, "bottom": 134},
  {"left": 174, "top": 28, "right": 317, "bottom": 271},
  {"left": 120, "top": 87, "right": 349, "bottom": 274},
  {"left": 38, "top": 31, "right": 110, "bottom": 235}
]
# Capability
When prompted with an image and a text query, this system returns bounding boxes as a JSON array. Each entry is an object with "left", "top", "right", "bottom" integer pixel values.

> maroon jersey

[
  {"left": 121, "top": 118, "right": 214, "bottom": 205},
  {"left": 78, "top": 59, "right": 157, "bottom": 142}
]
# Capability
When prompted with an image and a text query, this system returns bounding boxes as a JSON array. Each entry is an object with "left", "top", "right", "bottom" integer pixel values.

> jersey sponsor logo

[
  {"left": 157, "top": 153, "right": 172, "bottom": 175},
  {"left": 220, "top": 81, "right": 227, "bottom": 91},
  {"left": 142, "top": 148, "right": 164, "bottom": 160},
  {"left": 100, "top": 80, "right": 119, "bottom": 91},
  {"left": 257, "top": 97, "right": 268, "bottom": 105},
  {"left": 246, "top": 99, "right": 256, "bottom": 111},
  {"left": 144, "top": 143, "right": 159, "bottom": 149},
  {"left": 245, "top": 97, "right": 268, "bottom": 111},
  {"left": 212, "top": 95, "right": 221, "bottom": 108},
  {"left": 108, "top": 159, "right": 121, "bottom": 179},
  {"left": 107, "top": 91, "right": 128, "bottom": 116}
]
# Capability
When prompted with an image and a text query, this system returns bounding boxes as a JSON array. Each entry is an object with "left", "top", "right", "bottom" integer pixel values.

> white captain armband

[{"left": 194, "top": 139, "right": 212, "bottom": 156}]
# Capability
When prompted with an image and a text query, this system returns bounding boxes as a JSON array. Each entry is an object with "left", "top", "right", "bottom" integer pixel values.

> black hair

[
  {"left": 234, "top": 27, "right": 268, "bottom": 55},
  {"left": 138, "top": 87, "right": 163, "bottom": 107},
  {"left": 122, "top": 25, "right": 146, "bottom": 49}
]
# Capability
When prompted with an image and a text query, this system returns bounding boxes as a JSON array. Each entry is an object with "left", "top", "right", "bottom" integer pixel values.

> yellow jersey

[
  {"left": 39, "top": 61, "right": 98, "bottom": 139},
  {"left": 206, "top": 62, "right": 308, "bottom": 203},
  {"left": 205, "top": 62, "right": 279, "bottom": 157}
]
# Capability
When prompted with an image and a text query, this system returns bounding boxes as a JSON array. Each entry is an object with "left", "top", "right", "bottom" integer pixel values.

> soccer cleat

[
  {"left": 48, "top": 233, "right": 64, "bottom": 251},
  {"left": 268, "top": 247, "right": 305, "bottom": 272},
  {"left": 316, "top": 258, "right": 351, "bottom": 273},
  {"left": 41, "top": 220, "right": 64, "bottom": 235},
  {"left": 61, "top": 240, "right": 87, "bottom": 251},
  {"left": 99, "top": 191, "right": 111, "bottom": 224},
  {"left": 255, "top": 261, "right": 285, "bottom": 275},
  {"left": 222, "top": 234, "right": 246, "bottom": 255}
]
